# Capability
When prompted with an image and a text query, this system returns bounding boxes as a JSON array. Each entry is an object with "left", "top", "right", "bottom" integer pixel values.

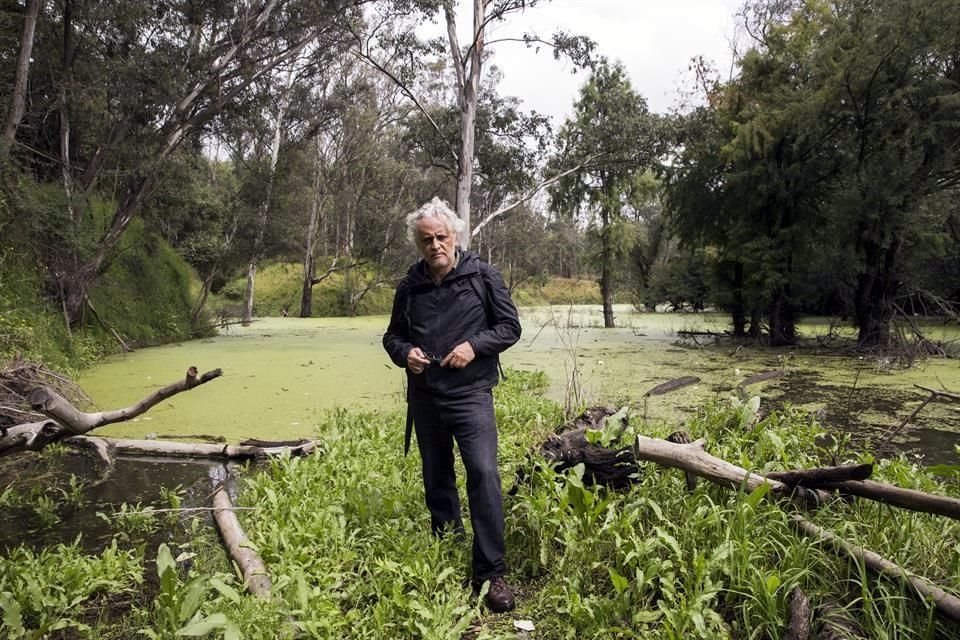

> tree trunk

[
  {"left": 191, "top": 271, "right": 216, "bottom": 325},
  {"left": 731, "top": 261, "right": 747, "bottom": 336},
  {"left": 60, "top": 0, "right": 77, "bottom": 222},
  {"left": 748, "top": 308, "right": 762, "bottom": 338},
  {"left": 243, "top": 63, "right": 298, "bottom": 325},
  {"left": 855, "top": 235, "right": 901, "bottom": 347},
  {"left": 447, "top": 0, "right": 484, "bottom": 248},
  {"left": 301, "top": 137, "right": 326, "bottom": 317},
  {"left": 601, "top": 208, "right": 615, "bottom": 328},
  {"left": 768, "top": 284, "right": 795, "bottom": 346},
  {"left": 0, "top": 0, "right": 40, "bottom": 162}
]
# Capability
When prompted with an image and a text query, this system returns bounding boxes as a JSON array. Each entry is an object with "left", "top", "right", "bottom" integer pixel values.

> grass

[
  {"left": 2, "top": 371, "right": 959, "bottom": 638},
  {"left": 210, "top": 263, "right": 614, "bottom": 318},
  {"left": 211, "top": 261, "right": 396, "bottom": 318}
]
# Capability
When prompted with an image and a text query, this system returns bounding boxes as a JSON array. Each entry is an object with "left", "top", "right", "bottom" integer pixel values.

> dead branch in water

[
  {"left": 0, "top": 367, "right": 222, "bottom": 456},
  {"left": 876, "top": 384, "right": 959, "bottom": 450},
  {"left": 643, "top": 376, "right": 700, "bottom": 397}
]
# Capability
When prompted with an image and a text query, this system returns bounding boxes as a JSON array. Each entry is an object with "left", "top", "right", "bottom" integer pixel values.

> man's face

[{"left": 416, "top": 216, "right": 457, "bottom": 274}]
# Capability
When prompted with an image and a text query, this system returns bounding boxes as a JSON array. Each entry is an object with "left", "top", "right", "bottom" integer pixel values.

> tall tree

[
  {"left": 819, "top": 0, "right": 960, "bottom": 346},
  {"left": 549, "top": 62, "right": 661, "bottom": 327},
  {"left": 351, "top": 0, "right": 593, "bottom": 247}
]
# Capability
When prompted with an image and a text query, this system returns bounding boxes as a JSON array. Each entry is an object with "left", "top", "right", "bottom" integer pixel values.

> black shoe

[{"left": 482, "top": 576, "right": 515, "bottom": 613}]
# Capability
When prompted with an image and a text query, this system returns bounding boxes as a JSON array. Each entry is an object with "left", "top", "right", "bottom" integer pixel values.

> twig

[{"left": 110, "top": 506, "right": 258, "bottom": 516}]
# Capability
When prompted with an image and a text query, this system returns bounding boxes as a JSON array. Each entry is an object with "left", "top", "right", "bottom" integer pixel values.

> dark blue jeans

[{"left": 410, "top": 388, "right": 506, "bottom": 581}]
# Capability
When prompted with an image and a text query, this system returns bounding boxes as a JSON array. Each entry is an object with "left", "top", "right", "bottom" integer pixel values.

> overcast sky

[{"left": 438, "top": 0, "right": 744, "bottom": 125}]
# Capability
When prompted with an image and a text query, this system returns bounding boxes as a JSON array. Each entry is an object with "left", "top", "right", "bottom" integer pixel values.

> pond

[{"left": 77, "top": 306, "right": 960, "bottom": 464}]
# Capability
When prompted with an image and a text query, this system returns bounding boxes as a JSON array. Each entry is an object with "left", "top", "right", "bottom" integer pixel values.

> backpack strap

[{"left": 469, "top": 271, "right": 507, "bottom": 380}]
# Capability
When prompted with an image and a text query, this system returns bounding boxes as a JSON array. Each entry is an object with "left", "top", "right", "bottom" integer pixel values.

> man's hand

[
  {"left": 441, "top": 342, "right": 476, "bottom": 369},
  {"left": 407, "top": 347, "right": 431, "bottom": 374}
]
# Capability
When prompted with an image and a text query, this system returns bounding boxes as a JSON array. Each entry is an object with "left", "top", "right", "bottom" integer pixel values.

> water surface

[{"left": 79, "top": 307, "right": 960, "bottom": 462}]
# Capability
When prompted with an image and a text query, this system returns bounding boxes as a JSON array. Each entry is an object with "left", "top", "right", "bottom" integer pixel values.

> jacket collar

[{"left": 407, "top": 249, "right": 480, "bottom": 287}]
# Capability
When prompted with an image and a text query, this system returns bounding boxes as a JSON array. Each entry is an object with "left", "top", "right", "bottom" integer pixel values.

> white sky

[{"left": 440, "top": 0, "right": 743, "bottom": 124}]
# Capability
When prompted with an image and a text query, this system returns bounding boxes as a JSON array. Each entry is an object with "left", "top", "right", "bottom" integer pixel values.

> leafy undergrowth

[{"left": 3, "top": 370, "right": 959, "bottom": 638}]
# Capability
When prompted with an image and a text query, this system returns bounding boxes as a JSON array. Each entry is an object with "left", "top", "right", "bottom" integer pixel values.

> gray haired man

[{"left": 382, "top": 197, "right": 522, "bottom": 612}]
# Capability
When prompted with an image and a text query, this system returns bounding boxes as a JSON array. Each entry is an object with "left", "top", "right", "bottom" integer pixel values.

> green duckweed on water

[{"left": 79, "top": 307, "right": 959, "bottom": 462}]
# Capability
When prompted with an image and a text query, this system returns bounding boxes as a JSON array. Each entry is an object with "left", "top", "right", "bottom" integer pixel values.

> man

[{"left": 382, "top": 197, "right": 522, "bottom": 613}]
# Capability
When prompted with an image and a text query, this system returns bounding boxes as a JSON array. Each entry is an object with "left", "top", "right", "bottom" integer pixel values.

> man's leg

[
  {"left": 411, "top": 389, "right": 463, "bottom": 535},
  {"left": 444, "top": 390, "right": 506, "bottom": 581}
]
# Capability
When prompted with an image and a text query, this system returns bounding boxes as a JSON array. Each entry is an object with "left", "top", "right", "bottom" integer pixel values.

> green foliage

[
  {"left": 665, "top": 0, "right": 960, "bottom": 345},
  {"left": 0, "top": 245, "right": 96, "bottom": 370},
  {"left": 2, "top": 370, "right": 959, "bottom": 637},
  {"left": 512, "top": 278, "right": 603, "bottom": 306},
  {"left": 550, "top": 61, "right": 665, "bottom": 325},
  {"left": 215, "top": 263, "right": 616, "bottom": 316},
  {"left": 0, "top": 540, "right": 142, "bottom": 638},
  {"left": 212, "top": 261, "right": 395, "bottom": 318},
  {"left": 133, "top": 373, "right": 953, "bottom": 638},
  {"left": 1, "top": 179, "right": 204, "bottom": 367},
  {"left": 89, "top": 217, "right": 200, "bottom": 346},
  {"left": 138, "top": 543, "right": 241, "bottom": 640}
]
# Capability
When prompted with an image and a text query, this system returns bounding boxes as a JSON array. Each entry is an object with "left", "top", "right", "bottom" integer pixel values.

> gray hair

[{"left": 405, "top": 197, "right": 465, "bottom": 246}]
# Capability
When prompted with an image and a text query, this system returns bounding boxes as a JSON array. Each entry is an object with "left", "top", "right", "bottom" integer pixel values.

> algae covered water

[{"left": 78, "top": 307, "right": 960, "bottom": 463}]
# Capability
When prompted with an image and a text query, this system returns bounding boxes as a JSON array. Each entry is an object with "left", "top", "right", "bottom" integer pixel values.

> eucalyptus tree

[
  {"left": 353, "top": 0, "right": 593, "bottom": 247},
  {"left": 5, "top": 0, "right": 369, "bottom": 328},
  {"left": 402, "top": 63, "right": 552, "bottom": 259},
  {"left": 549, "top": 61, "right": 662, "bottom": 328}
]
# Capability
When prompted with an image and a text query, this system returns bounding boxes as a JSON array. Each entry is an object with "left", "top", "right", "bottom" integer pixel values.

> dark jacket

[{"left": 383, "top": 250, "right": 521, "bottom": 397}]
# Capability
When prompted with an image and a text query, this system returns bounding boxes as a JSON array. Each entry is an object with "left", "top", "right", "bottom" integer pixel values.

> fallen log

[
  {"left": 29, "top": 366, "right": 223, "bottom": 434},
  {"left": 210, "top": 473, "right": 271, "bottom": 597},
  {"left": 0, "top": 367, "right": 223, "bottom": 456},
  {"left": 631, "top": 435, "right": 831, "bottom": 508},
  {"left": 818, "top": 479, "right": 960, "bottom": 521},
  {"left": 791, "top": 515, "right": 960, "bottom": 625},
  {"left": 737, "top": 369, "right": 783, "bottom": 391},
  {"left": 766, "top": 464, "right": 873, "bottom": 486},
  {"left": 784, "top": 586, "right": 811, "bottom": 640},
  {"left": 68, "top": 436, "right": 319, "bottom": 461},
  {"left": 643, "top": 376, "right": 700, "bottom": 397},
  {"left": 0, "top": 420, "right": 62, "bottom": 454}
]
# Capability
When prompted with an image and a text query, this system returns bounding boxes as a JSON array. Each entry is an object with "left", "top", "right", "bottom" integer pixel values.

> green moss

[{"left": 88, "top": 218, "right": 200, "bottom": 347}]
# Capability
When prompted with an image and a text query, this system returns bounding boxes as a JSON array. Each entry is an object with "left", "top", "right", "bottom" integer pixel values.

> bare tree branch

[{"left": 471, "top": 154, "right": 603, "bottom": 237}]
